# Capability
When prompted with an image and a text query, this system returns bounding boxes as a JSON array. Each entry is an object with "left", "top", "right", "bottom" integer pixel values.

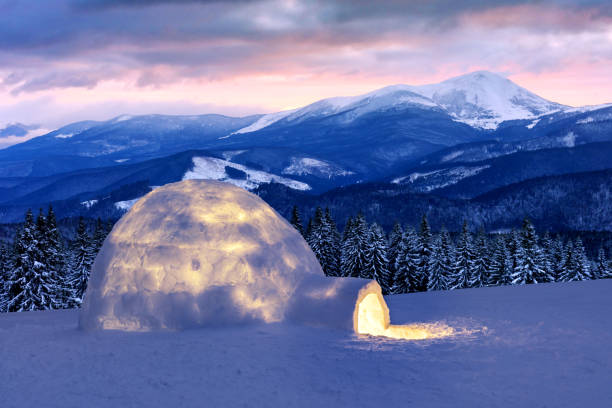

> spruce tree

[
  {"left": 551, "top": 235, "right": 566, "bottom": 282},
  {"left": 289, "top": 206, "right": 304, "bottom": 237},
  {"left": 416, "top": 215, "right": 432, "bottom": 291},
  {"left": 427, "top": 230, "right": 453, "bottom": 291},
  {"left": 341, "top": 213, "right": 369, "bottom": 278},
  {"left": 558, "top": 240, "right": 575, "bottom": 282},
  {"left": 470, "top": 228, "right": 489, "bottom": 288},
  {"left": 5, "top": 210, "right": 58, "bottom": 311},
  {"left": 365, "top": 223, "right": 391, "bottom": 292},
  {"left": 516, "top": 218, "right": 551, "bottom": 284},
  {"left": 68, "top": 217, "right": 95, "bottom": 305},
  {"left": 488, "top": 235, "right": 513, "bottom": 286},
  {"left": 305, "top": 218, "right": 313, "bottom": 240},
  {"left": 453, "top": 221, "right": 475, "bottom": 289},
  {"left": 387, "top": 222, "right": 404, "bottom": 284},
  {"left": 539, "top": 232, "right": 555, "bottom": 282},
  {"left": 596, "top": 247, "right": 611, "bottom": 279},
  {"left": 0, "top": 242, "right": 9, "bottom": 312},
  {"left": 391, "top": 227, "right": 420, "bottom": 294},
  {"left": 42, "top": 206, "right": 70, "bottom": 308},
  {"left": 558, "top": 239, "right": 591, "bottom": 282},
  {"left": 439, "top": 228, "right": 456, "bottom": 286},
  {"left": 321, "top": 209, "right": 341, "bottom": 277},
  {"left": 306, "top": 207, "right": 324, "bottom": 267},
  {"left": 509, "top": 230, "right": 528, "bottom": 285},
  {"left": 573, "top": 238, "right": 592, "bottom": 280},
  {"left": 92, "top": 217, "right": 107, "bottom": 255}
]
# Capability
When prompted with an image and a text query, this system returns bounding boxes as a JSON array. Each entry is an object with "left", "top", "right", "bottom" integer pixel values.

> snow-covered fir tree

[
  {"left": 416, "top": 215, "right": 432, "bottom": 291},
  {"left": 513, "top": 219, "right": 551, "bottom": 284},
  {"left": 307, "top": 208, "right": 341, "bottom": 277},
  {"left": 0, "top": 242, "right": 10, "bottom": 312},
  {"left": 341, "top": 213, "right": 369, "bottom": 278},
  {"left": 322, "top": 209, "right": 341, "bottom": 277},
  {"left": 596, "top": 247, "right": 611, "bottom": 279},
  {"left": 488, "top": 235, "right": 513, "bottom": 286},
  {"left": 573, "top": 238, "right": 592, "bottom": 280},
  {"left": 365, "top": 223, "right": 391, "bottom": 292},
  {"left": 306, "top": 207, "right": 325, "bottom": 267},
  {"left": 551, "top": 235, "right": 566, "bottom": 281},
  {"left": 387, "top": 222, "right": 403, "bottom": 277},
  {"left": 558, "top": 239, "right": 591, "bottom": 282},
  {"left": 92, "top": 217, "right": 108, "bottom": 254},
  {"left": 41, "top": 206, "right": 71, "bottom": 308},
  {"left": 390, "top": 227, "right": 420, "bottom": 294},
  {"left": 453, "top": 221, "right": 476, "bottom": 289},
  {"left": 5, "top": 210, "right": 60, "bottom": 311},
  {"left": 305, "top": 218, "right": 313, "bottom": 240},
  {"left": 427, "top": 229, "right": 453, "bottom": 291},
  {"left": 67, "top": 217, "right": 95, "bottom": 305},
  {"left": 539, "top": 232, "right": 555, "bottom": 281},
  {"left": 289, "top": 206, "right": 304, "bottom": 237},
  {"left": 470, "top": 228, "right": 489, "bottom": 288},
  {"left": 509, "top": 230, "right": 528, "bottom": 284}
]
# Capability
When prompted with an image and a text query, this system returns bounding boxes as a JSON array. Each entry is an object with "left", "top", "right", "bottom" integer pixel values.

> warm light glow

[
  {"left": 80, "top": 179, "right": 324, "bottom": 331},
  {"left": 355, "top": 290, "right": 455, "bottom": 341}
]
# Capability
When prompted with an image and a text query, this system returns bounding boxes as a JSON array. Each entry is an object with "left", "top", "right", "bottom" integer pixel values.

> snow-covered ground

[
  {"left": 1, "top": 279, "right": 611, "bottom": 407},
  {"left": 183, "top": 156, "right": 311, "bottom": 191}
]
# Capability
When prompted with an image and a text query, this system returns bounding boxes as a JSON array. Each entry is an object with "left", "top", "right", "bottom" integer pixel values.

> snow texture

[
  {"left": 80, "top": 180, "right": 329, "bottom": 331},
  {"left": 2, "top": 280, "right": 611, "bottom": 407},
  {"left": 80, "top": 199, "right": 98, "bottom": 209},
  {"left": 183, "top": 156, "right": 311, "bottom": 191},
  {"left": 409, "top": 71, "right": 563, "bottom": 129},
  {"left": 392, "top": 165, "right": 490, "bottom": 191},
  {"left": 561, "top": 131, "right": 577, "bottom": 148},
  {"left": 282, "top": 157, "right": 354, "bottom": 178},
  {"left": 113, "top": 198, "right": 140, "bottom": 211},
  {"left": 232, "top": 109, "right": 298, "bottom": 134}
]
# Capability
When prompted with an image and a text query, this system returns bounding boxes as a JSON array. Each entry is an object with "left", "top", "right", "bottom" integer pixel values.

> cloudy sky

[{"left": 0, "top": 0, "right": 611, "bottom": 144}]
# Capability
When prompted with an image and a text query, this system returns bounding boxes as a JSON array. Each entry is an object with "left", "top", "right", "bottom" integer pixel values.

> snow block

[{"left": 79, "top": 180, "right": 325, "bottom": 331}]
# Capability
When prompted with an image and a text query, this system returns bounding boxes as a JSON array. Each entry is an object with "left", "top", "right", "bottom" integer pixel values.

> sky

[{"left": 0, "top": 0, "right": 611, "bottom": 146}]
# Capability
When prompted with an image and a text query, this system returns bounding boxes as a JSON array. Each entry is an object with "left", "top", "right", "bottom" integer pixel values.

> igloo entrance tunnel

[{"left": 80, "top": 180, "right": 454, "bottom": 340}]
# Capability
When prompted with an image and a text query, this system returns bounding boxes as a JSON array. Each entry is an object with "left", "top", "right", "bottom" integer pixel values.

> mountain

[
  {"left": 0, "top": 114, "right": 261, "bottom": 177},
  {"left": 231, "top": 71, "right": 565, "bottom": 133},
  {"left": 0, "top": 71, "right": 571, "bottom": 181},
  {"left": 1, "top": 70, "right": 612, "bottom": 227},
  {"left": 406, "top": 71, "right": 565, "bottom": 129},
  {"left": 390, "top": 141, "right": 612, "bottom": 199},
  {"left": 254, "top": 168, "right": 612, "bottom": 232}
]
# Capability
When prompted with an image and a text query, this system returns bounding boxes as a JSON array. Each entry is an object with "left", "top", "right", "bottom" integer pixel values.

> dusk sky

[{"left": 1, "top": 0, "right": 611, "bottom": 145}]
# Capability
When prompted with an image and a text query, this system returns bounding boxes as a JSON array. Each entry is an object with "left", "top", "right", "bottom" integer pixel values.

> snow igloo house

[{"left": 79, "top": 179, "right": 430, "bottom": 339}]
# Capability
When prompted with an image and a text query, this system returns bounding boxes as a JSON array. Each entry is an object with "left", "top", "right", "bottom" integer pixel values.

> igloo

[{"left": 80, "top": 179, "right": 454, "bottom": 340}]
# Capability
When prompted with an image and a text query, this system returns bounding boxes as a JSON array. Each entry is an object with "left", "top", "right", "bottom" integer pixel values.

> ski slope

[{"left": 1, "top": 280, "right": 611, "bottom": 407}]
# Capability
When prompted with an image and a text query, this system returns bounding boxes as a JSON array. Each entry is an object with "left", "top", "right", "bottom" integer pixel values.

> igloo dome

[{"left": 79, "top": 180, "right": 324, "bottom": 331}]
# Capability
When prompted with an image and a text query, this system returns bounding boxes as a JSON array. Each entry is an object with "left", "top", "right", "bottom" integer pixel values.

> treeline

[
  {"left": 0, "top": 207, "right": 110, "bottom": 312},
  {"left": 2, "top": 204, "right": 612, "bottom": 314},
  {"left": 292, "top": 206, "right": 612, "bottom": 294}
]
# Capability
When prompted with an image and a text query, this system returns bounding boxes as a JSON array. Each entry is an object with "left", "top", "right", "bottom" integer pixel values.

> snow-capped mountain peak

[
  {"left": 232, "top": 70, "right": 567, "bottom": 134},
  {"left": 407, "top": 71, "right": 566, "bottom": 129}
]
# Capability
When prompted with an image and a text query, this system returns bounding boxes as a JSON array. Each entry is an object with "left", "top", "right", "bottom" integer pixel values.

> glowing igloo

[
  {"left": 79, "top": 179, "right": 327, "bottom": 331},
  {"left": 80, "top": 179, "right": 454, "bottom": 340}
]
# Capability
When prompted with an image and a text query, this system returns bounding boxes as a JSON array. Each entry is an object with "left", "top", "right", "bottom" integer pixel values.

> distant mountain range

[{"left": 0, "top": 71, "right": 611, "bottom": 230}]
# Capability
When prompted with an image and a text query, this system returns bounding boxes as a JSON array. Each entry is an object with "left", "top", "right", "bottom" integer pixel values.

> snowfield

[
  {"left": 1, "top": 279, "right": 611, "bottom": 407},
  {"left": 183, "top": 156, "right": 311, "bottom": 191}
]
